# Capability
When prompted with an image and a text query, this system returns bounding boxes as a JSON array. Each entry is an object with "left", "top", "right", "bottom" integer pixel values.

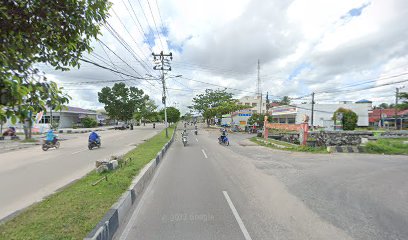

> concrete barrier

[{"left": 84, "top": 128, "right": 176, "bottom": 240}]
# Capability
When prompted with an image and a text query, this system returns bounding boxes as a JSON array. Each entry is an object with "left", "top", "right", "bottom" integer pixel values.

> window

[
  {"left": 245, "top": 103, "right": 250, "bottom": 106},
  {"left": 279, "top": 118, "right": 286, "bottom": 124},
  {"left": 288, "top": 118, "right": 295, "bottom": 124},
  {"left": 238, "top": 102, "right": 242, "bottom": 105},
  {"left": 40, "top": 116, "right": 60, "bottom": 124},
  {"left": 252, "top": 103, "right": 257, "bottom": 107}
]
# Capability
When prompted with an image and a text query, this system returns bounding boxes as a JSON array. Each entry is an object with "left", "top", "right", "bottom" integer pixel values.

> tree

[
  {"left": 378, "top": 103, "right": 389, "bottom": 109},
  {"left": 134, "top": 99, "right": 158, "bottom": 124},
  {"left": 160, "top": 107, "right": 180, "bottom": 124},
  {"left": 181, "top": 113, "right": 193, "bottom": 122},
  {"left": 98, "top": 83, "right": 150, "bottom": 122},
  {"left": 191, "top": 89, "right": 237, "bottom": 125},
  {"left": 247, "top": 113, "right": 271, "bottom": 127},
  {"left": 273, "top": 96, "right": 290, "bottom": 105},
  {"left": 280, "top": 96, "right": 291, "bottom": 105},
  {"left": 0, "top": 0, "right": 111, "bottom": 129},
  {"left": 397, "top": 92, "right": 408, "bottom": 110},
  {"left": 333, "top": 108, "right": 358, "bottom": 130}
]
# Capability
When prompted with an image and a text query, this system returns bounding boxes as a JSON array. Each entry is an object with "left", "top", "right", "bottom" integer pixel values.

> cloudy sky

[{"left": 40, "top": 0, "right": 408, "bottom": 112}]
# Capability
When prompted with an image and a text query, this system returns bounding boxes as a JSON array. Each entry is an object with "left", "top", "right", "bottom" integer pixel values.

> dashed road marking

[
  {"left": 223, "top": 191, "right": 252, "bottom": 240},
  {"left": 201, "top": 149, "right": 208, "bottom": 158}
]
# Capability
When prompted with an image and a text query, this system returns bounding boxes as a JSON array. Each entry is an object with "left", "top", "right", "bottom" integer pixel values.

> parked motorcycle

[
  {"left": 88, "top": 138, "right": 101, "bottom": 150},
  {"left": 42, "top": 138, "right": 60, "bottom": 151},
  {"left": 218, "top": 135, "right": 229, "bottom": 146}
]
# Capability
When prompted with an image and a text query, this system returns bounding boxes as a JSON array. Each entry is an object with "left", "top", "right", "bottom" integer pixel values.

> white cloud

[{"left": 41, "top": 0, "right": 408, "bottom": 113}]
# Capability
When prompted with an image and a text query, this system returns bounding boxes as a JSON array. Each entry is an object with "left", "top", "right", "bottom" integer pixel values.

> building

[
  {"left": 238, "top": 96, "right": 267, "bottom": 114},
  {"left": 221, "top": 109, "right": 253, "bottom": 126},
  {"left": 40, "top": 106, "right": 99, "bottom": 128},
  {"left": 270, "top": 100, "right": 372, "bottom": 128},
  {"left": 369, "top": 108, "right": 408, "bottom": 129}
]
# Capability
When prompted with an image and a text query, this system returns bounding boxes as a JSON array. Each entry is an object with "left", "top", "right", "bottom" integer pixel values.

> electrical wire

[{"left": 146, "top": 0, "right": 164, "bottom": 50}]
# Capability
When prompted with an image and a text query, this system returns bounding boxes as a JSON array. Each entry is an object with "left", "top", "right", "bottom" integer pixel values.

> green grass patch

[
  {"left": 251, "top": 137, "right": 328, "bottom": 154},
  {"left": 364, "top": 138, "right": 408, "bottom": 155},
  {"left": 0, "top": 127, "right": 175, "bottom": 240}
]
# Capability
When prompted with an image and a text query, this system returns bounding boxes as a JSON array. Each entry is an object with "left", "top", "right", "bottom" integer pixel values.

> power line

[
  {"left": 155, "top": 0, "right": 166, "bottom": 30},
  {"left": 111, "top": 8, "right": 152, "bottom": 63},
  {"left": 122, "top": 0, "right": 154, "bottom": 52},
  {"left": 146, "top": 0, "right": 164, "bottom": 50},
  {"left": 136, "top": 0, "right": 161, "bottom": 49},
  {"left": 103, "top": 23, "right": 153, "bottom": 76}
]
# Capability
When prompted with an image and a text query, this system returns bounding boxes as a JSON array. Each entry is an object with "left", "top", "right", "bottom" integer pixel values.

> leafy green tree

[
  {"left": 378, "top": 103, "right": 389, "bottom": 109},
  {"left": 333, "top": 108, "right": 358, "bottom": 130},
  {"left": 98, "top": 83, "right": 150, "bottom": 122},
  {"left": 0, "top": 0, "right": 111, "bottom": 130},
  {"left": 280, "top": 96, "right": 291, "bottom": 105},
  {"left": 247, "top": 113, "right": 271, "bottom": 127},
  {"left": 190, "top": 89, "right": 237, "bottom": 125},
  {"left": 160, "top": 107, "right": 181, "bottom": 124},
  {"left": 134, "top": 99, "right": 158, "bottom": 124},
  {"left": 397, "top": 92, "right": 408, "bottom": 110}
]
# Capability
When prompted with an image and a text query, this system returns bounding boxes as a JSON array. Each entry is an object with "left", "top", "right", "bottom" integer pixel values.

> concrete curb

[
  {"left": 327, "top": 146, "right": 365, "bottom": 153},
  {"left": 58, "top": 128, "right": 108, "bottom": 134},
  {"left": 84, "top": 128, "right": 176, "bottom": 240}
]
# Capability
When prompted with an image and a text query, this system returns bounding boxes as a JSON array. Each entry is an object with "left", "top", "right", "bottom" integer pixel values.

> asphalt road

[
  {"left": 116, "top": 125, "right": 408, "bottom": 240},
  {"left": 0, "top": 124, "right": 163, "bottom": 221}
]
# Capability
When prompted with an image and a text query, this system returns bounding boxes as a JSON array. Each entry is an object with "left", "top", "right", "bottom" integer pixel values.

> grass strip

[
  {"left": 364, "top": 138, "right": 408, "bottom": 155},
  {"left": 0, "top": 126, "right": 174, "bottom": 240},
  {"left": 251, "top": 137, "right": 328, "bottom": 154}
]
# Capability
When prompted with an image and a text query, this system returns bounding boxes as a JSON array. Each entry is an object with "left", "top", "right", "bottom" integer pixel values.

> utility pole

[
  {"left": 395, "top": 87, "right": 399, "bottom": 130},
  {"left": 311, "top": 92, "right": 315, "bottom": 130},
  {"left": 152, "top": 51, "right": 173, "bottom": 138}
]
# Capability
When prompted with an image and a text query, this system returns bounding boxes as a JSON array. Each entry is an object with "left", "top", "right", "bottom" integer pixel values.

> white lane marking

[
  {"left": 201, "top": 149, "right": 208, "bottom": 158},
  {"left": 222, "top": 191, "right": 253, "bottom": 240},
  {"left": 196, "top": 138, "right": 199, "bottom": 142},
  {"left": 71, "top": 149, "right": 87, "bottom": 155}
]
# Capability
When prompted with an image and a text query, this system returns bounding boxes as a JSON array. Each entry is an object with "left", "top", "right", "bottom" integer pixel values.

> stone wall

[
  {"left": 309, "top": 131, "right": 373, "bottom": 146},
  {"left": 268, "top": 130, "right": 408, "bottom": 147}
]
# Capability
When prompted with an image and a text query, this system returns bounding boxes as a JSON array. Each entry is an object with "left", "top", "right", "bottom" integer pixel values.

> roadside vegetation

[
  {"left": 364, "top": 138, "right": 408, "bottom": 155},
  {"left": 0, "top": 127, "right": 175, "bottom": 239},
  {"left": 251, "top": 137, "right": 328, "bottom": 153}
]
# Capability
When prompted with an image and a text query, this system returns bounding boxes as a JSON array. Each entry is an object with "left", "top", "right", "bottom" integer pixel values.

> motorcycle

[
  {"left": 88, "top": 138, "right": 101, "bottom": 150},
  {"left": 182, "top": 134, "right": 188, "bottom": 147},
  {"left": 218, "top": 135, "right": 229, "bottom": 146},
  {"left": 42, "top": 138, "right": 60, "bottom": 151}
]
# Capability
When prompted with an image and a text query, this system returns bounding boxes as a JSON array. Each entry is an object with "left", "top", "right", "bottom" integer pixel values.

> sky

[{"left": 40, "top": 0, "right": 408, "bottom": 113}]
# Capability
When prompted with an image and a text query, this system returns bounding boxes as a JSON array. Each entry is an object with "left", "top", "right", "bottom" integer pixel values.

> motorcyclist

[
  {"left": 89, "top": 131, "right": 100, "bottom": 144},
  {"left": 46, "top": 129, "right": 57, "bottom": 144},
  {"left": 220, "top": 128, "right": 227, "bottom": 142}
]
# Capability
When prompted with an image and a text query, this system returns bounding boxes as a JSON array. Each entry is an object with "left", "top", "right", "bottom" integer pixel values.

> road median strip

[{"left": 0, "top": 126, "right": 175, "bottom": 240}]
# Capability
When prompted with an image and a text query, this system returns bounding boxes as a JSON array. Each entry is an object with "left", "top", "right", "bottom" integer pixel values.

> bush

[
  {"left": 81, "top": 117, "right": 98, "bottom": 128},
  {"left": 333, "top": 108, "right": 358, "bottom": 130}
]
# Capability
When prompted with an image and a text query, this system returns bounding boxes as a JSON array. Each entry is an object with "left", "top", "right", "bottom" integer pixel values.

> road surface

[
  {"left": 0, "top": 124, "right": 163, "bottom": 221},
  {"left": 116, "top": 125, "right": 408, "bottom": 240}
]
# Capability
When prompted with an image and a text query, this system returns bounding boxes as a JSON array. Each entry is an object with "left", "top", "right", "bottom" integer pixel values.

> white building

[
  {"left": 238, "top": 96, "right": 268, "bottom": 114},
  {"left": 2, "top": 106, "right": 103, "bottom": 133},
  {"left": 270, "top": 100, "right": 372, "bottom": 128}
]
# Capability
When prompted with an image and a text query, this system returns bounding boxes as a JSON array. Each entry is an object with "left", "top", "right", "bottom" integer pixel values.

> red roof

[
  {"left": 398, "top": 109, "right": 408, "bottom": 116},
  {"left": 369, "top": 108, "right": 396, "bottom": 123}
]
